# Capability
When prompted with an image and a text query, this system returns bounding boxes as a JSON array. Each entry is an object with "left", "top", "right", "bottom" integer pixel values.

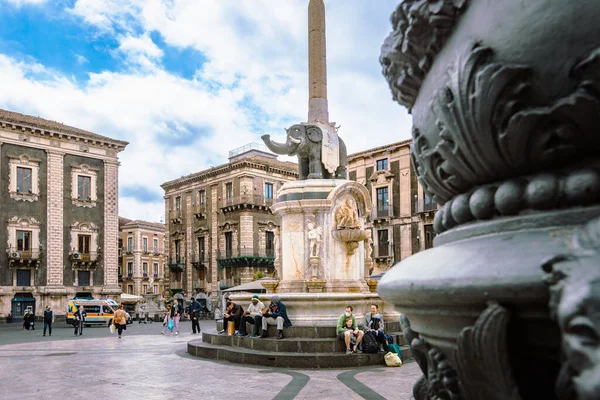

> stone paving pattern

[{"left": 0, "top": 320, "right": 419, "bottom": 399}]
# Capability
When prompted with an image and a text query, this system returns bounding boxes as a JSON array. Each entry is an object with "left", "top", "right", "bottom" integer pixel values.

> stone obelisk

[{"left": 308, "top": 0, "right": 328, "bottom": 124}]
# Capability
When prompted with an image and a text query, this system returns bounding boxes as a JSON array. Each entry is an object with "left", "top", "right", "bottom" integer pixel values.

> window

[
  {"left": 376, "top": 159, "right": 388, "bottom": 171},
  {"left": 153, "top": 238, "right": 159, "bottom": 253},
  {"left": 142, "top": 237, "right": 148, "bottom": 253},
  {"left": 225, "top": 182, "right": 233, "bottom": 199},
  {"left": 17, "top": 167, "right": 32, "bottom": 193},
  {"left": 175, "top": 196, "right": 181, "bottom": 211},
  {"left": 175, "top": 240, "right": 181, "bottom": 263},
  {"left": 376, "top": 187, "right": 389, "bottom": 217},
  {"left": 78, "top": 235, "right": 91, "bottom": 255},
  {"left": 198, "top": 237, "right": 205, "bottom": 261},
  {"left": 127, "top": 236, "right": 133, "bottom": 252},
  {"left": 225, "top": 232, "right": 233, "bottom": 258},
  {"left": 77, "top": 175, "right": 91, "bottom": 200},
  {"left": 78, "top": 271, "right": 90, "bottom": 286},
  {"left": 266, "top": 231, "right": 275, "bottom": 257},
  {"left": 143, "top": 262, "right": 148, "bottom": 276},
  {"left": 16, "top": 269, "right": 31, "bottom": 286},
  {"left": 17, "top": 230, "right": 31, "bottom": 252},
  {"left": 199, "top": 190, "right": 206, "bottom": 205},
  {"left": 153, "top": 263, "right": 159, "bottom": 276},
  {"left": 127, "top": 262, "right": 133, "bottom": 276},
  {"left": 154, "top": 285, "right": 158, "bottom": 294},
  {"left": 423, "top": 193, "right": 436, "bottom": 212},
  {"left": 425, "top": 225, "right": 436, "bottom": 250},
  {"left": 378, "top": 229, "right": 390, "bottom": 257},
  {"left": 265, "top": 183, "right": 273, "bottom": 199},
  {"left": 143, "top": 284, "right": 148, "bottom": 294},
  {"left": 128, "top": 285, "right": 133, "bottom": 294}
]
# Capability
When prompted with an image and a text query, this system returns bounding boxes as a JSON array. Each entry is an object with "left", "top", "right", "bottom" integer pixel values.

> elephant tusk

[{"left": 288, "top": 136, "right": 301, "bottom": 144}]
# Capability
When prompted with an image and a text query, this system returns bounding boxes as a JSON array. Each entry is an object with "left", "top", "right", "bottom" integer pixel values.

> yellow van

[{"left": 66, "top": 299, "right": 115, "bottom": 326}]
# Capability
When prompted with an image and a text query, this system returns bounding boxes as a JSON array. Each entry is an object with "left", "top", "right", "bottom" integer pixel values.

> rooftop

[
  {"left": 347, "top": 139, "right": 412, "bottom": 160},
  {"left": 0, "top": 108, "right": 128, "bottom": 148},
  {"left": 228, "top": 142, "right": 277, "bottom": 162},
  {"left": 121, "top": 219, "right": 165, "bottom": 231}
]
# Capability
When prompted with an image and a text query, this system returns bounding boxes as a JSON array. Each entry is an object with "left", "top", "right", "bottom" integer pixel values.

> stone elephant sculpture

[{"left": 261, "top": 124, "right": 347, "bottom": 180}]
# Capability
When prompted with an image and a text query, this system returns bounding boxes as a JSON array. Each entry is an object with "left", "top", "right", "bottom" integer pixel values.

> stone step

[
  {"left": 215, "top": 320, "right": 402, "bottom": 339},
  {"left": 204, "top": 331, "right": 408, "bottom": 352},
  {"left": 187, "top": 339, "right": 412, "bottom": 369}
]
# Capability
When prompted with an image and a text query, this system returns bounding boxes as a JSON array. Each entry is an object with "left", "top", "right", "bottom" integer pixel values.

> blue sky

[{"left": 0, "top": 0, "right": 412, "bottom": 221}]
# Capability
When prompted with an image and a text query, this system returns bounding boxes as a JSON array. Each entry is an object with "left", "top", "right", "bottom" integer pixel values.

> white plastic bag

[
  {"left": 384, "top": 351, "right": 402, "bottom": 367},
  {"left": 109, "top": 323, "right": 116, "bottom": 334}
]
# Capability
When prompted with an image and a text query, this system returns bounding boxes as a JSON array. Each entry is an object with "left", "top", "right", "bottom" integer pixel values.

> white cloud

[
  {"left": 0, "top": 0, "right": 412, "bottom": 222},
  {"left": 74, "top": 54, "right": 89, "bottom": 65},
  {"left": 2, "top": 0, "right": 46, "bottom": 6}
]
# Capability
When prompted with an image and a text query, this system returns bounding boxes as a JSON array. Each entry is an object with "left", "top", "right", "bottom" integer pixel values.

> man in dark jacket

[
  {"left": 43, "top": 305, "right": 54, "bottom": 337},
  {"left": 74, "top": 305, "right": 86, "bottom": 336},
  {"left": 187, "top": 297, "right": 201, "bottom": 334},
  {"left": 218, "top": 301, "right": 243, "bottom": 335},
  {"left": 260, "top": 295, "right": 292, "bottom": 340}
]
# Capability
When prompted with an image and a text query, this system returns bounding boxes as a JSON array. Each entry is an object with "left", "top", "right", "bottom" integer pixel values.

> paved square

[{"left": 0, "top": 320, "right": 419, "bottom": 399}]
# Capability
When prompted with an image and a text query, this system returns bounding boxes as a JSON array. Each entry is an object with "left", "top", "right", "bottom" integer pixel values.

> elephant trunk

[{"left": 261, "top": 134, "right": 300, "bottom": 155}]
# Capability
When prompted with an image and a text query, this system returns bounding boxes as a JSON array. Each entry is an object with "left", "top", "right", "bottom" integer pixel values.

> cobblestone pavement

[{"left": 0, "top": 320, "right": 420, "bottom": 400}]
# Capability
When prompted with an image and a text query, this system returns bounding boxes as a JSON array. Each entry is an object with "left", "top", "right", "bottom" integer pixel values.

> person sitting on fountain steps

[
  {"left": 238, "top": 295, "right": 265, "bottom": 337},
  {"left": 218, "top": 301, "right": 243, "bottom": 335},
  {"left": 336, "top": 305, "right": 364, "bottom": 354},
  {"left": 260, "top": 295, "right": 292, "bottom": 340},
  {"left": 364, "top": 304, "right": 386, "bottom": 353}
]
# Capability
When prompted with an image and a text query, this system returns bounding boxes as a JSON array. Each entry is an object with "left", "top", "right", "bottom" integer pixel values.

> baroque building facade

[
  {"left": 161, "top": 143, "right": 297, "bottom": 308},
  {"left": 118, "top": 218, "right": 167, "bottom": 297},
  {"left": 347, "top": 140, "right": 437, "bottom": 276},
  {"left": 0, "top": 108, "right": 127, "bottom": 320}
]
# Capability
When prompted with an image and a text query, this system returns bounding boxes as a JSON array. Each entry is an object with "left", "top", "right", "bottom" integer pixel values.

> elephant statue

[{"left": 261, "top": 124, "right": 347, "bottom": 180}]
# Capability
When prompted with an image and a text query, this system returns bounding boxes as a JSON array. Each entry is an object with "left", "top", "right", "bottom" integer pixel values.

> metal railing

[
  {"left": 7, "top": 247, "right": 42, "bottom": 260},
  {"left": 373, "top": 207, "right": 393, "bottom": 219},
  {"left": 217, "top": 248, "right": 275, "bottom": 259},
  {"left": 70, "top": 251, "right": 98, "bottom": 262},
  {"left": 415, "top": 200, "right": 438, "bottom": 213},
  {"left": 143, "top": 273, "right": 149, "bottom": 278},
  {"left": 170, "top": 210, "right": 183, "bottom": 221},
  {"left": 191, "top": 253, "right": 209, "bottom": 263},
  {"left": 228, "top": 142, "right": 269, "bottom": 158},
  {"left": 169, "top": 256, "right": 185, "bottom": 265},
  {"left": 373, "top": 244, "right": 394, "bottom": 258},
  {"left": 219, "top": 195, "right": 274, "bottom": 209},
  {"left": 171, "top": 282, "right": 183, "bottom": 290},
  {"left": 192, "top": 280, "right": 206, "bottom": 290},
  {"left": 193, "top": 204, "right": 207, "bottom": 215}
]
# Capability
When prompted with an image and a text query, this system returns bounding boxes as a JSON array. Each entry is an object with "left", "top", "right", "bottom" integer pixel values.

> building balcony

[
  {"left": 152, "top": 248, "right": 162, "bottom": 256},
  {"left": 217, "top": 248, "right": 275, "bottom": 269},
  {"left": 153, "top": 273, "right": 162, "bottom": 279},
  {"left": 170, "top": 209, "right": 183, "bottom": 223},
  {"left": 170, "top": 281, "right": 183, "bottom": 292},
  {"left": 70, "top": 251, "right": 99, "bottom": 267},
  {"left": 191, "top": 253, "right": 209, "bottom": 266},
  {"left": 168, "top": 256, "right": 185, "bottom": 272},
  {"left": 219, "top": 195, "right": 274, "bottom": 213},
  {"left": 193, "top": 204, "right": 207, "bottom": 219},
  {"left": 372, "top": 207, "right": 393, "bottom": 223},
  {"left": 220, "top": 277, "right": 241, "bottom": 289},
  {"left": 142, "top": 273, "right": 149, "bottom": 279},
  {"left": 415, "top": 200, "right": 438, "bottom": 215},
  {"left": 192, "top": 280, "right": 206, "bottom": 290},
  {"left": 7, "top": 247, "right": 42, "bottom": 267},
  {"left": 373, "top": 244, "right": 394, "bottom": 261}
]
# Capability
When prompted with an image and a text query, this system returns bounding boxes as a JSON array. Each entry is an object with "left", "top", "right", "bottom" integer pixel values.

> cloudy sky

[{"left": 0, "top": 0, "right": 411, "bottom": 222}]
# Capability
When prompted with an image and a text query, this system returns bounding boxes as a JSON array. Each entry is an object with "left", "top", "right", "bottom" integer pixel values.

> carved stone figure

[
  {"left": 334, "top": 198, "right": 359, "bottom": 230},
  {"left": 364, "top": 229, "right": 373, "bottom": 260},
  {"left": 262, "top": 124, "right": 347, "bottom": 180},
  {"left": 542, "top": 217, "right": 600, "bottom": 400},
  {"left": 273, "top": 227, "right": 280, "bottom": 262},
  {"left": 307, "top": 221, "right": 322, "bottom": 258}
]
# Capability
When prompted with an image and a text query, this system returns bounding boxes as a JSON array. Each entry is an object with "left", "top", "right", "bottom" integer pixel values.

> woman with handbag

[
  {"left": 161, "top": 305, "right": 173, "bottom": 335},
  {"left": 113, "top": 304, "right": 128, "bottom": 339}
]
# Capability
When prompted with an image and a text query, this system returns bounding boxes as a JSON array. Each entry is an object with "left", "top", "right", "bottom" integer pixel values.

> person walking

[
  {"left": 161, "top": 305, "right": 172, "bottom": 335},
  {"left": 74, "top": 305, "right": 86, "bottom": 336},
  {"left": 43, "top": 306, "right": 54, "bottom": 337},
  {"left": 171, "top": 299, "right": 182, "bottom": 335},
  {"left": 114, "top": 304, "right": 128, "bottom": 339},
  {"left": 187, "top": 297, "right": 201, "bottom": 334}
]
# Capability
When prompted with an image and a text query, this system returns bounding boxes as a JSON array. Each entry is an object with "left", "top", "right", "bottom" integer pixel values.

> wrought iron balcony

[
  {"left": 7, "top": 247, "right": 42, "bottom": 262},
  {"left": 219, "top": 195, "right": 274, "bottom": 213},
  {"left": 191, "top": 253, "right": 209, "bottom": 265},
  {"left": 168, "top": 256, "right": 185, "bottom": 272},
  {"left": 170, "top": 281, "right": 183, "bottom": 290},
  {"left": 170, "top": 209, "right": 183, "bottom": 223},
  {"left": 415, "top": 200, "right": 438, "bottom": 214},
  {"left": 142, "top": 273, "right": 149, "bottom": 279},
  {"left": 220, "top": 277, "right": 241, "bottom": 289},
  {"left": 70, "top": 251, "right": 98, "bottom": 263},
  {"left": 373, "top": 244, "right": 394, "bottom": 260},
  {"left": 372, "top": 207, "right": 393, "bottom": 221},
  {"left": 217, "top": 248, "right": 275, "bottom": 269},
  {"left": 192, "top": 280, "right": 206, "bottom": 290}
]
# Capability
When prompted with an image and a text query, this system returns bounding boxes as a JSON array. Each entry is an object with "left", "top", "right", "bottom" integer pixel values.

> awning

[
  {"left": 222, "top": 278, "right": 273, "bottom": 292},
  {"left": 120, "top": 293, "right": 144, "bottom": 303}
]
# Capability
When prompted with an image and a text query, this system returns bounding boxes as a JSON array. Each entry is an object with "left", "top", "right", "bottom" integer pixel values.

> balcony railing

[
  {"left": 171, "top": 282, "right": 183, "bottom": 290},
  {"left": 415, "top": 200, "right": 438, "bottom": 214},
  {"left": 191, "top": 253, "right": 209, "bottom": 264},
  {"left": 168, "top": 256, "right": 185, "bottom": 272},
  {"left": 70, "top": 251, "right": 98, "bottom": 262},
  {"left": 373, "top": 207, "right": 393, "bottom": 219},
  {"left": 220, "top": 278, "right": 241, "bottom": 288},
  {"left": 170, "top": 209, "right": 183, "bottom": 222},
  {"left": 153, "top": 273, "right": 161, "bottom": 278},
  {"left": 193, "top": 204, "right": 207, "bottom": 217},
  {"left": 7, "top": 247, "right": 41, "bottom": 260},
  {"left": 153, "top": 248, "right": 161, "bottom": 255},
  {"left": 192, "top": 280, "right": 206, "bottom": 290},
  {"left": 373, "top": 244, "right": 394, "bottom": 259},
  {"left": 217, "top": 248, "right": 275, "bottom": 259},
  {"left": 126, "top": 273, "right": 133, "bottom": 278},
  {"left": 142, "top": 273, "right": 149, "bottom": 278},
  {"left": 219, "top": 195, "right": 274, "bottom": 210}
]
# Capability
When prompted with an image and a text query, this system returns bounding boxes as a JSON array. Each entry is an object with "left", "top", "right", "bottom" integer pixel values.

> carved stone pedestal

[
  {"left": 378, "top": 1, "right": 600, "bottom": 399},
  {"left": 366, "top": 279, "right": 378, "bottom": 293},
  {"left": 305, "top": 279, "right": 327, "bottom": 293},
  {"left": 260, "top": 280, "right": 279, "bottom": 294}
]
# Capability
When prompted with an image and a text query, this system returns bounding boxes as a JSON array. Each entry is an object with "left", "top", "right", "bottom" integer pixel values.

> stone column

[
  {"left": 210, "top": 184, "right": 219, "bottom": 307},
  {"left": 308, "top": 0, "right": 329, "bottom": 123},
  {"left": 45, "top": 149, "right": 66, "bottom": 288},
  {"left": 185, "top": 190, "right": 193, "bottom": 296},
  {"left": 239, "top": 212, "right": 253, "bottom": 255},
  {"left": 102, "top": 159, "right": 121, "bottom": 297}
]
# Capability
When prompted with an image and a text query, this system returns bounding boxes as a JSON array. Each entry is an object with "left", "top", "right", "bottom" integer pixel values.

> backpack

[
  {"left": 362, "top": 330, "right": 379, "bottom": 354},
  {"left": 387, "top": 343, "right": 403, "bottom": 360}
]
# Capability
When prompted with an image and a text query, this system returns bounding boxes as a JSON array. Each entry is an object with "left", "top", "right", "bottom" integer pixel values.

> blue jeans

[{"left": 43, "top": 321, "right": 52, "bottom": 335}]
